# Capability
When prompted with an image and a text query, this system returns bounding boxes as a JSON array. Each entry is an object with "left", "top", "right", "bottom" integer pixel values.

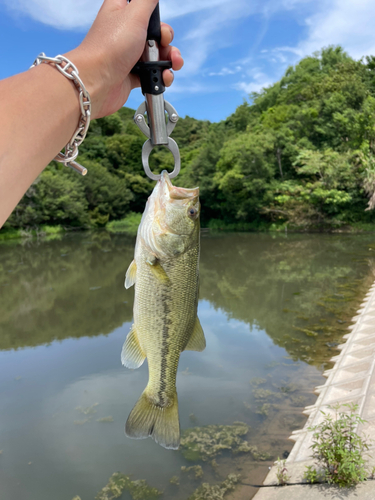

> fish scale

[{"left": 136, "top": 247, "right": 199, "bottom": 403}]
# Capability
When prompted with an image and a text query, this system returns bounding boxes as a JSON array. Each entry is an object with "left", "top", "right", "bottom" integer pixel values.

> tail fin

[{"left": 125, "top": 390, "right": 180, "bottom": 450}]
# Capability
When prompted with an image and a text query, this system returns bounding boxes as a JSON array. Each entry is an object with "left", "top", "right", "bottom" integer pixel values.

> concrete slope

[{"left": 254, "top": 281, "right": 375, "bottom": 497}]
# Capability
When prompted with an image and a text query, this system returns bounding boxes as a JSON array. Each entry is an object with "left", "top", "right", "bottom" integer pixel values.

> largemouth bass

[{"left": 122, "top": 171, "right": 205, "bottom": 450}]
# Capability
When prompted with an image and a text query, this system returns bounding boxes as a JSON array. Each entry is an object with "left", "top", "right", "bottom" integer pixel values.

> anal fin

[
  {"left": 184, "top": 317, "right": 206, "bottom": 352},
  {"left": 121, "top": 325, "right": 146, "bottom": 369}
]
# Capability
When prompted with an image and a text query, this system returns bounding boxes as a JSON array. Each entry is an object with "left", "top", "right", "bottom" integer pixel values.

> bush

[
  {"left": 106, "top": 212, "right": 142, "bottom": 236},
  {"left": 304, "top": 403, "right": 371, "bottom": 487}
]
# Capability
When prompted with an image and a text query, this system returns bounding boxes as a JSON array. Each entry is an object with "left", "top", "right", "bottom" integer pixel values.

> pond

[{"left": 1, "top": 231, "right": 375, "bottom": 500}]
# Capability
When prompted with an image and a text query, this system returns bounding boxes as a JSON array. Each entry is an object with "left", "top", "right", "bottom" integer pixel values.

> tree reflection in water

[{"left": 0, "top": 231, "right": 374, "bottom": 366}]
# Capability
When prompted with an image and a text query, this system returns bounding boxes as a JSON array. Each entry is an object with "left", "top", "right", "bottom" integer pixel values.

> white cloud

[
  {"left": 162, "top": 0, "right": 234, "bottom": 21},
  {"left": 271, "top": 0, "right": 375, "bottom": 65},
  {"left": 164, "top": 82, "right": 214, "bottom": 95},
  {"left": 2, "top": 0, "right": 239, "bottom": 30},
  {"left": 3, "top": 0, "right": 101, "bottom": 30},
  {"left": 0, "top": 0, "right": 310, "bottom": 81},
  {"left": 234, "top": 69, "right": 271, "bottom": 94},
  {"left": 253, "top": 0, "right": 375, "bottom": 101},
  {"left": 209, "top": 66, "right": 242, "bottom": 76},
  {"left": 298, "top": 0, "right": 375, "bottom": 60},
  {"left": 180, "top": 0, "right": 262, "bottom": 75},
  {"left": 234, "top": 80, "right": 271, "bottom": 93},
  {"left": 5, "top": 0, "right": 375, "bottom": 105}
]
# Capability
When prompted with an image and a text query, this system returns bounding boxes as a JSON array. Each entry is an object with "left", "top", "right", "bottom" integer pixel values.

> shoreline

[
  {"left": 253, "top": 278, "right": 375, "bottom": 499},
  {"left": 2, "top": 221, "right": 375, "bottom": 243}
]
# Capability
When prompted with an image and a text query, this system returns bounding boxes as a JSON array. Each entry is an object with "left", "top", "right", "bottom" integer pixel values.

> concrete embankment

[{"left": 253, "top": 280, "right": 375, "bottom": 499}]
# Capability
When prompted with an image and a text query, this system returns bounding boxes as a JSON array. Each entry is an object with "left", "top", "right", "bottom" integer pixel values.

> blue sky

[{"left": 1, "top": 0, "right": 375, "bottom": 122}]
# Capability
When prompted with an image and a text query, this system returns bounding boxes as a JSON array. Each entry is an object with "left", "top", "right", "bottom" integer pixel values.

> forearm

[{"left": 0, "top": 58, "right": 84, "bottom": 227}]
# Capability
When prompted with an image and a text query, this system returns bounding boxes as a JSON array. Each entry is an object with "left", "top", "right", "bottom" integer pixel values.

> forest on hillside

[{"left": 5, "top": 46, "right": 375, "bottom": 232}]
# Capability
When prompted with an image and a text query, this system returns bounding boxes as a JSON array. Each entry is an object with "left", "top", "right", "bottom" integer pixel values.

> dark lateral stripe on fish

[{"left": 158, "top": 291, "right": 171, "bottom": 407}]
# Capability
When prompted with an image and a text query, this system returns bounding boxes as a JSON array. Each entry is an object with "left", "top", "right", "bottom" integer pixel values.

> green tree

[{"left": 8, "top": 164, "right": 89, "bottom": 227}]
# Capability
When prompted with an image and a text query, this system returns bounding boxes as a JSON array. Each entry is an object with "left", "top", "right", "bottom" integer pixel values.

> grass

[
  {"left": 0, "top": 228, "right": 21, "bottom": 241},
  {"left": 2, "top": 216, "right": 375, "bottom": 242},
  {"left": 304, "top": 403, "right": 371, "bottom": 487},
  {"left": 0, "top": 225, "right": 65, "bottom": 242},
  {"left": 206, "top": 219, "right": 279, "bottom": 232},
  {"left": 276, "top": 458, "right": 290, "bottom": 485},
  {"left": 106, "top": 212, "right": 142, "bottom": 236}
]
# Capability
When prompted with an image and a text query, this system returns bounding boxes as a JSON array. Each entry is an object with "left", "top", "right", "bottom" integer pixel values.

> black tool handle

[
  {"left": 128, "top": 1, "right": 161, "bottom": 44},
  {"left": 147, "top": 4, "right": 161, "bottom": 44}
]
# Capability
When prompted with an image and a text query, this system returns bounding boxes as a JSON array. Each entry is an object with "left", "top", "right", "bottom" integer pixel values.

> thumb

[
  {"left": 126, "top": 0, "right": 160, "bottom": 34},
  {"left": 99, "top": 0, "right": 159, "bottom": 19},
  {"left": 127, "top": 0, "right": 159, "bottom": 22},
  {"left": 101, "top": 0, "right": 159, "bottom": 26}
]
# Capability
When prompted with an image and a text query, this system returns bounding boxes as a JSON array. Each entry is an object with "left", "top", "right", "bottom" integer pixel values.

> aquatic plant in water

[
  {"left": 180, "top": 422, "right": 251, "bottom": 461},
  {"left": 249, "top": 377, "right": 267, "bottom": 387},
  {"left": 248, "top": 445, "right": 271, "bottom": 461},
  {"left": 96, "top": 416, "right": 114, "bottom": 423},
  {"left": 76, "top": 403, "right": 99, "bottom": 415},
  {"left": 74, "top": 419, "right": 90, "bottom": 425},
  {"left": 95, "top": 473, "right": 162, "bottom": 500},
  {"left": 252, "top": 388, "right": 281, "bottom": 400},
  {"left": 187, "top": 473, "right": 241, "bottom": 500},
  {"left": 255, "top": 403, "right": 271, "bottom": 416},
  {"left": 181, "top": 465, "right": 204, "bottom": 478}
]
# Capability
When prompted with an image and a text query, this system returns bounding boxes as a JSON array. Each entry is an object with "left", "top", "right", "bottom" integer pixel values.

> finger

[
  {"left": 160, "top": 23, "right": 174, "bottom": 46},
  {"left": 163, "top": 69, "right": 174, "bottom": 87},
  {"left": 160, "top": 46, "right": 184, "bottom": 71},
  {"left": 129, "top": 73, "right": 141, "bottom": 91}
]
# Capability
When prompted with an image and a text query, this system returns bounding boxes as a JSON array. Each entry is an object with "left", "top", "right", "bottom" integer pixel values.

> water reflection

[
  {"left": 200, "top": 233, "right": 375, "bottom": 366},
  {"left": 1, "top": 232, "right": 374, "bottom": 365},
  {"left": 0, "top": 232, "right": 134, "bottom": 350},
  {"left": 0, "top": 232, "right": 375, "bottom": 500}
]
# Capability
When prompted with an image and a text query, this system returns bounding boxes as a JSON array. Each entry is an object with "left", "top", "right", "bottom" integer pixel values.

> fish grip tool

[{"left": 131, "top": 3, "right": 180, "bottom": 181}]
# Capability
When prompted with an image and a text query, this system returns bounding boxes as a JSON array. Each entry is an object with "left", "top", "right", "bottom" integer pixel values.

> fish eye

[{"left": 188, "top": 207, "right": 198, "bottom": 218}]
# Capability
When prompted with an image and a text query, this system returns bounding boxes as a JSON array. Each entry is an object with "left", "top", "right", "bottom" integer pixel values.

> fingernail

[{"left": 169, "top": 69, "right": 174, "bottom": 76}]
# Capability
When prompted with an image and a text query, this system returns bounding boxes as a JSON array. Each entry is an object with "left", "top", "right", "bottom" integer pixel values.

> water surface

[{"left": 1, "top": 232, "right": 374, "bottom": 499}]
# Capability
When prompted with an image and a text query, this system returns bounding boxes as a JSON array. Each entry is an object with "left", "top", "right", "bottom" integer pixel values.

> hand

[{"left": 66, "top": 0, "right": 184, "bottom": 119}]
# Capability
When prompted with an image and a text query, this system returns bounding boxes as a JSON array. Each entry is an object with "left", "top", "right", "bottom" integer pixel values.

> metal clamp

[{"left": 134, "top": 100, "right": 180, "bottom": 181}]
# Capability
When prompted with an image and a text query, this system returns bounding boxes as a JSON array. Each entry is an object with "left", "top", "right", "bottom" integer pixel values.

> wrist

[{"left": 64, "top": 46, "right": 109, "bottom": 120}]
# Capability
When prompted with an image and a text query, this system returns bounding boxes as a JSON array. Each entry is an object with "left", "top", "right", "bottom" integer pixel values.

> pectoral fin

[
  {"left": 125, "top": 260, "right": 137, "bottom": 289},
  {"left": 147, "top": 259, "right": 170, "bottom": 284},
  {"left": 121, "top": 325, "right": 146, "bottom": 369},
  {"left": 184, "top": 317, "right": 206, "bottom": 352}
]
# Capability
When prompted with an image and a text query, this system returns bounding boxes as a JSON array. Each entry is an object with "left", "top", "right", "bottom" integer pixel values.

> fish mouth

[{"left": 159, "top": 170, "right": 199, "bottom": 201}]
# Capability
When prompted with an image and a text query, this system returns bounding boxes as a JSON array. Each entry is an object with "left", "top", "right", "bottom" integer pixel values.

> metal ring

[{"left": 142, "top": 138, "right": 181, "bottom": 181}]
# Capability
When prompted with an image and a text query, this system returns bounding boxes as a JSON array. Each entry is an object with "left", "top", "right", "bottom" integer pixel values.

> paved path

[
  {"left": 254, "top": 482, "right": 375, "bottom": 499},
  {"left": 253, "top": 281, "right": 375, "bottom": 498}
]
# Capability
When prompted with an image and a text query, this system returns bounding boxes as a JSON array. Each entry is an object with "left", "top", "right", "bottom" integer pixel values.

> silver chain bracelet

[{"left": 31, "top": 53, "right": 91, "bottom": 176}]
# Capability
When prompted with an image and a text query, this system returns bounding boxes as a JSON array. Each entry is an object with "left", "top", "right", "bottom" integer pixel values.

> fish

[{"left": 122, "top": 170, "right": 205, "bottom": 450}]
